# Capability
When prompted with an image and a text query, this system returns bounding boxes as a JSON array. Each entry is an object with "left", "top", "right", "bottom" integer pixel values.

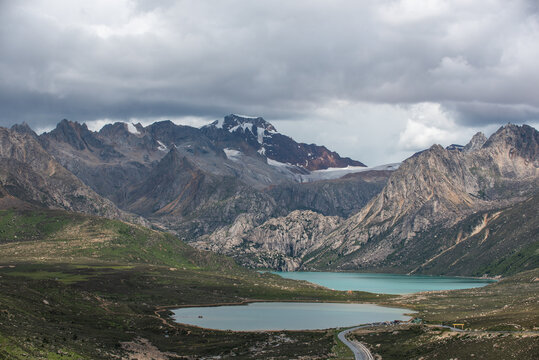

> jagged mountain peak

[
  {"left": 484, "top": 123, "right": 538, "bottom": 147},
  {"left": 57, "top": 118, "right": 89, "bottom": 131},
  {"left": 98, "top": 121, "right": 146, "bottom": 138},
  {"left": 202, "top": 114, "right": 366, "bottom": 171},
  {"left": 207, "top": 114, "right": 277, "bottom": 133},
  {"left": 463, "top": 132, "right": 487, "bottom": 152},
  {"left": 299, "top": 123, "right": 538, "bottom": 271},
  {"left": 482, "top": 123, "right": 538, "bottom": 167},
  {"left": 44, "top": 119, "right": 100, "bottom": 151},
  {"left": 10, "top": 122, "right": 38, "bottom": 138}
]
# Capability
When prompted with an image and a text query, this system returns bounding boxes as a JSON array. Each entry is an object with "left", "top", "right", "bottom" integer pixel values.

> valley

[
  {"left": 0, "top": 117, "right": 537, "bottom": 359},
  {"left": 0, "top": 208, "right": 537, "bottom": 359}
]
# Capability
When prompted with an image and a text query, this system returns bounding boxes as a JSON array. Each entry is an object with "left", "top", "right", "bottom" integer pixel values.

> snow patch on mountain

[
  {"left": 267, "top": 158, "right": 291, "bottom": 167},
  {"left": 229, "top": 123, "right": 255, "bottom": 134},
  {"left": 224, "top": 148, "right": 242, "bottom": 161},
  {"left": 299, "top": 163, "right": 401, "bottom": 182},
  {"left": 257, "top": 129, "right": 265, "bottom": 144},
  {"left": 126, "top": 122, "right": 140, "bottom": 135},
  {"left": 157, "top": 140, "right": 167, "bottom": 152}
]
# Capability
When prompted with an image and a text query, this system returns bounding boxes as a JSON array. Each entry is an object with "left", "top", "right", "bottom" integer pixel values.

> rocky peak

[
  {"left": 202, "top": 114, "right": 366, "bottom": 171},
  {"left": 10, "top": 122, "right": 37, "bottom": 138},
  {"left": 45, "top": 119, "right": 96, "bottom": 151},
  {"left": 99, "top": 122, "right": 143, "bottom": 138},
  {"left": 463, "top": 132, "right": 487, "bottom": 152},
  {"left": 299, "top": 123, "right": 538, "bottom": 270},
  {"left": 209, "top": 114, "right": 277, "bottom": 133},
  {"left": 483, "top": 124, "right": 538, "bottom": 162}
]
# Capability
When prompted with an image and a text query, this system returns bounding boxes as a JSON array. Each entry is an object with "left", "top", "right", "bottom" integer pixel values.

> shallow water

[
  {"left": 172, "top": 302, "right": 412, "bottom": 331},
  {"left": 271, "top": 271, "right": 495, "bottom": 294}
]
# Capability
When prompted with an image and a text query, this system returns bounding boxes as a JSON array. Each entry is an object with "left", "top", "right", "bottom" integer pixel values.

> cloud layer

[{"left": 1, "top": 0, "right": 538, "bottom": 163}]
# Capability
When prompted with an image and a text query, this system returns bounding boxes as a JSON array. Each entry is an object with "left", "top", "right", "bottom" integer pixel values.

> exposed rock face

[
  {"left": 463, "top": 132, "right": 487, "bottom": 152},
  {"left": 39, "top": 119, "right": 150, "bottom": 203},
  {"left": 266, "top": 170, "right": 390, "bottom": 218},
  {"left": 303, "top": 124, "right": 538, "bottom": 271},
  {"left": 37, "top": 116, "right": 373, "bottom": 239},
  {"left": 202, "top": 114, "right": 366, "bottom": 170},
  {"left": 405, "top": 192, "right": 539, "bottom": 276},
  {"left": 193, "top": 124, "right": 538, "bottom": 273},
  {"left": 120, "top": 147, "right": 279, "bottom": 239},
  {"left": 194, "top": 210, "right": 343, "bottom": 270},
  {"left": 0, "top": 126, "right": 137, "bottom": 222},
  {"left": 3, "top": 117, "right": 536, "bottom": 277}
]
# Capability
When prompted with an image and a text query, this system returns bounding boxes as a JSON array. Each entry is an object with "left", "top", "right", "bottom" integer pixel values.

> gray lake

[
  {"left": 172, "top": 302, "right": 412, "bottom": 331},
  {"left": 271, "top": 271, "right": 496, "bottom": 294}
]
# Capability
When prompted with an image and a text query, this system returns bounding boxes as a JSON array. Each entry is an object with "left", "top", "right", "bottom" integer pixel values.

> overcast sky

[{"left": 1, "top": 0, "right": 538, "bottom": 165}]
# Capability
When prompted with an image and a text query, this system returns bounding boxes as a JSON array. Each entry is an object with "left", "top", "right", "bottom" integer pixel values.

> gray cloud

[{"left": 1, "top": 0, "right": 538, "bottom": 164}]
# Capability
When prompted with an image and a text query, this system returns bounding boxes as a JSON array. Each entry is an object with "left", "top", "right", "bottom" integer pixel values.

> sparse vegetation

[
  {"left": 0, "top": 208, "right": 537, "bottom": 359},
  {"left": 0, "top": 208, "right": 389, "bottom": 359},
  {"left": 351, "top": 324, "right": 538, "bottom": 360}
]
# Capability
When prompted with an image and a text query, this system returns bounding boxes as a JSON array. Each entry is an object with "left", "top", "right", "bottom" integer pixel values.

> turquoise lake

[
  {"left": 271, "top": 271, "right": 496, "bottom": 294},
  {"left": 172, "top": 302, "right": 412, "bottom": 331}
]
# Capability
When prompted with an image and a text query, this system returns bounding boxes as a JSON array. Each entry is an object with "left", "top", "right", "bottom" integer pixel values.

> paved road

[
  {"left": 337, "top": 325, "right": 374, "bottom": 360},
  {"left": 338, "top": 323, "right": 539, "bottom": 359}
]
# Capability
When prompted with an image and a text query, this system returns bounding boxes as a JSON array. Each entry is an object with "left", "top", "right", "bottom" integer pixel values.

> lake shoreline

[
  {"left": 261, "top": 269, "right": 501, "bottom": 281},
  {"left": 169, "top": 301, "right": 414, "bottom": 332},
  {"left": 269, "top": 271, "right": 497, "bottom": 294}
]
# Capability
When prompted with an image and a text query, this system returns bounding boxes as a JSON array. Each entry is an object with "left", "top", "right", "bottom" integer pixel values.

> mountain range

[{"left": 0, "top": 115, "right": 537, "bottom": 276}]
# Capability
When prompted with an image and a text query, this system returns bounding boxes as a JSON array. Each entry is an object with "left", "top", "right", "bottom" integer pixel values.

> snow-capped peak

[{"left": 206, "top": 114, "right": 278, "bottom": 133}]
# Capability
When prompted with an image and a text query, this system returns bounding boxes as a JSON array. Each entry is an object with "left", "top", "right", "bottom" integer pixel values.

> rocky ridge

[
  {"left": 195, "top": 210, "right": 343, "bottom": 271},
  {"left": 0, "top": 125, "right": 139, "bottom": 222},
  {"left": 36, "top": 115, "right": 377, "bottom": 238},
  {"left": 193, "top": 124, "right": 538, "bottom": 273},
  {"left": 202, "top": 114, "right": 366, "bottom": 170},
  {"left": 302, "top": 124, "right": 538, "bottom": 271}
]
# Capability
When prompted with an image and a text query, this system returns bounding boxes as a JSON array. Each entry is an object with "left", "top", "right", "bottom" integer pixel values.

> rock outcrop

[
  {"left": 302, "top": 124, "right": 538, "bottom": 271},
  {"left": 463, "top": 132, "right": 487, "bottom": 152},
  {"left": 202, "top": 114, "right": 366, "bottom": 170},
  {"left": 187, "top": 124, "right": 538, "bottom": 273},
  {"left": 37, "top": 116, "right": 374, "bottom": 238},
  {"left": 194, "top": 210, "right": 343, "bottom": 270},
  {"left": 0, "top": 126, "right": 139, "bottom": 222}
]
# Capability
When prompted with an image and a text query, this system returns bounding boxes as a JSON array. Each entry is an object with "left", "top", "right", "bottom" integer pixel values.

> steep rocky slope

[
  {"left": 37, "top": 116, "right": 377, "bottom": 238},
  {"left": 0, "top": 125, "right": 136, "bottom": 221},
  {"left": 194, "top": 124, "right": 538, "bottom": 273},
  {"left": 406, "top": 192, "right": 539, "bottom": 276},
  {"left": 121, "top": 147, "right": 278, "bottom": 238},
  {"left": 266, "top": 170, "right": 391, "bottom": 218},
  {"left": 303, "top": 124, "right": 538, "bottom": 271},
  {"left": 195, "top": 210, "right": 343, "bottom": 270},
  {"left": 39, "top": 119, "right": 153, "bottom": 203},
  {"left": 201, "top": 114, "right": 365, "bottom": 170}
]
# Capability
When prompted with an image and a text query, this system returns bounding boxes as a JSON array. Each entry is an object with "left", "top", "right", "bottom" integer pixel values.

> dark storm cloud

[
  {"left": 0, "top": 0, "right": 538, "bottom": 151},
  {"left": 447, "top": 102, "right": 539, "bottom": 126}
]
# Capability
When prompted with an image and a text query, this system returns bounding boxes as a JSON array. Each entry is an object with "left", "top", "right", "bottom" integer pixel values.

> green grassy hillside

[
  {"left": 0, "top": 208, "right": 385, "bottom": 359},
  {"left": 0, "top": 208, "right": 537, "bottom": 359}
]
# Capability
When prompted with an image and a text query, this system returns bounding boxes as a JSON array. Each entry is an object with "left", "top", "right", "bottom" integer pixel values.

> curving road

[{"left": 337, "top": 325, "right": 374, "bottom": 360}]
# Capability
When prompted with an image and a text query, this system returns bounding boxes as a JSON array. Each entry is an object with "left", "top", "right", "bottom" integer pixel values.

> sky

[{"left": 1, "top": 0, "right": 538, "bottom": 165}]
